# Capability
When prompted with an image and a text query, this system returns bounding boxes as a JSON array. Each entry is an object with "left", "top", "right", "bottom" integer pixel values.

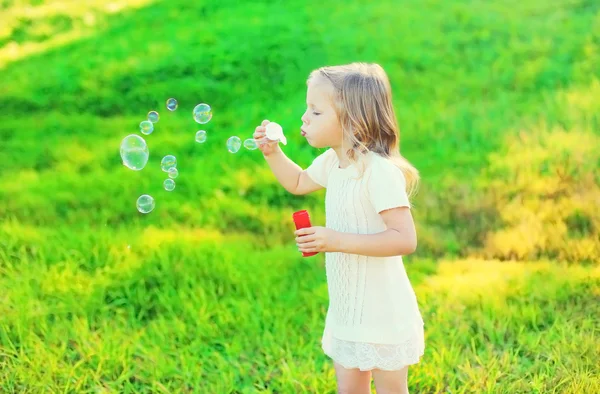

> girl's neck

[{"left": 331, "top": 145, "right": 352, "bottom": 169}]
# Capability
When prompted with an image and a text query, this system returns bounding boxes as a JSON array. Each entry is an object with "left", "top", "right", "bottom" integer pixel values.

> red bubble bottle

[{"left": 293, "top": 210, "right": 318, "bottom": 257}]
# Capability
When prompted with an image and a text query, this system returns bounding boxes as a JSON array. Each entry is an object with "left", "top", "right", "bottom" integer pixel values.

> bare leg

[
  {"left": 333, "top": 362, "right": 373, "bottom": 394},
  {"left": 372, "top": 366, "right": 409, "bottom": 394}
]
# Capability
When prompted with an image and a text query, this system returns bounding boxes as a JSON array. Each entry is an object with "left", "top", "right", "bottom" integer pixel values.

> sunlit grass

[
  {"left": 1, "top": 255, "right": 598, "bottom": 392},
  {"left": 0, "top": 0, "right": 155, "bottom": 68}
]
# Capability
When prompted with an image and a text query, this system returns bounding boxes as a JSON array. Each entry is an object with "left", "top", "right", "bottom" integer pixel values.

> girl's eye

[{"left": 313, "top": 111, "right": 321, "bottom": 116}]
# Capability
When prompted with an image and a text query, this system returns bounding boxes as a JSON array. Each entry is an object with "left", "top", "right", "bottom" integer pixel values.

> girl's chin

[
  {"left": 305, "top": 137, "right": 328, "bottom": 149},
  {"left": 306, "top": 139, "right": 320, "bottom": 148}
]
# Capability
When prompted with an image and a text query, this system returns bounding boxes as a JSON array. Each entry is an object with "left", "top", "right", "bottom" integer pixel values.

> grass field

[{"left": 1, "top": 0, "right": 599, "bottom": 392}]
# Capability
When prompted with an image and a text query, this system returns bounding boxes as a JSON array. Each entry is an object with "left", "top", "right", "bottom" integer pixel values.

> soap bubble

[
  {"left": 136, "top": 194, "right": 155, "bottom": 214},
  {"left": 226, "top": 136, "right": 242, "bottom": 153},
  {"left": 148, "top": 111, "right": 159, "bottom": 123},
  {"left": 120, "top": 134, "right": 149, "bottom": 171},
  {"left": 193, "top": 103, "right": 212, "bottom": 124},
  {"left": 168, "top": 167, "right": 178, "bottom": 179},
  {"left": 139, "top": 120, "right": 154, "bottom": 135},
  {"left": 161, "top": 155, "right": 177, "bottom": 172},
  {"left": 195, "top": 130, "right": 207, "bottom": 143},
  {"left": 243, "top": 138, "right": 258, "bottom": 150},
  {"left": 166, "top": 98, "right": 178, "bottom": 111},
  {"left": 163, "top": 179, "right": 175, "bottom": 191}
]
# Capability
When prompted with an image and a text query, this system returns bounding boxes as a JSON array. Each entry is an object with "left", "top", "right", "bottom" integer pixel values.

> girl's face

[{"left": 300, "top": 78, "right": 343, "bottom": 149}]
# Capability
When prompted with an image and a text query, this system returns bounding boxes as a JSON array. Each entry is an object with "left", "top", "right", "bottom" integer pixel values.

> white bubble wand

[{"left": 256, "top": 122, "right": 287, "bottom": 146}]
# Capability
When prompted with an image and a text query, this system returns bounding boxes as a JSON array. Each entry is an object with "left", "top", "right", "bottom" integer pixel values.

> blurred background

[{"left": 0, "top": 0, "right": 599, "bottom": 392}]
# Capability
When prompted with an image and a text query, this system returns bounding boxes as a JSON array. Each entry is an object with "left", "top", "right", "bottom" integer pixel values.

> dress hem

[
  {"left": 321, "top": 329, "right": 425, "bottom": 372},
  {"left": 322, "top": 345, "right": 425, "bottom": 372}
]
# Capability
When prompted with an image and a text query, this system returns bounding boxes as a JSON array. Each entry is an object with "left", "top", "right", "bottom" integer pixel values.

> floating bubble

[
  {"left": 148, "top": 111, "right": 159, "bottom": 123},
  {"left": 243, "top": 138, "right": 258, "bottom": 151},
  {"left": 166, "top": 98, "right": 178, "bottom": 111},
  {"left": 226, "top": 136, "right": 242, "bottom": 153},
  {"left": 168, "top": 167, "right": 178, "bottom": 179},
  {"left": 136, "top": 194, "right": 155, "bottom": 214},
  {"left": 140, "top": 120, "right": 154, "bottom": 135},
  {"left": 163, "top": 178, "right": 175, "bottom": 191},
  {"left": 161, "top": 155, "right": 177, "bottom": 172},
  {"left": 195, "top": 130, "right": 207, "bottom": 143},
  {"left": 193, "top": 103, "right": 212, "bottom": 124},
  {"left": 120, "top": 134, "right": 149, "bottom": 171}
]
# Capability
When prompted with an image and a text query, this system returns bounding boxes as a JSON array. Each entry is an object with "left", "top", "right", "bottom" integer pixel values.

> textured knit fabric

[{"left": 306, "top": 148, "right": 425, "bottom": 371}]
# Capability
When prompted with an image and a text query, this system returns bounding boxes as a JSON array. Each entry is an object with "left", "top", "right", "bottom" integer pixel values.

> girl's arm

[
  {"left": 254, "top": 119, "right": 323, "bottom": 195},
  {"left": 340, "top": 207, "right": 417, "bottom": 256},
  {"left": 265, "top": 148, "right": 323, "bottom": 195},
  {"left": 296, "top": 207, "right": 417, "bottom": 257}
]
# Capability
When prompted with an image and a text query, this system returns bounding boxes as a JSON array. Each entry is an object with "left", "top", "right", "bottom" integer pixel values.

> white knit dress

[{"left": 306, "top": 149, "right": 425, "bottom": 371}]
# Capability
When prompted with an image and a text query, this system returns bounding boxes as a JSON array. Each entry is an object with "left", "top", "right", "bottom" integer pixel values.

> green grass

[
  {"left": 1, "top": 0, "right": 599, "bottom": 392},
  {"left": 1, "top": 240, "right": 598, "bottom": 392}
]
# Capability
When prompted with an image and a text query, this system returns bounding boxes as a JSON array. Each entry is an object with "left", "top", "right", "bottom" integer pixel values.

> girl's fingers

[
  {"left": 256, "top": 137, "right": 269, "bottom": 146},
  {"left": 254, "top": 130, "right": 267, "bottom": 140},
  {"left": 296, "top": 237, "right": 315, "bottom": 245},
  {"left": 296, "top": 241, "right": 317, "bottom": 249},
  {"left": 298, "top": 242, "right": 318, "bottom": 251}
]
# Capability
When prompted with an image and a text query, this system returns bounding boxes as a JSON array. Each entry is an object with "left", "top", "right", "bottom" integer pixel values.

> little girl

[{"left": 253, "top": 62, "right": 424, "bottom": 394}]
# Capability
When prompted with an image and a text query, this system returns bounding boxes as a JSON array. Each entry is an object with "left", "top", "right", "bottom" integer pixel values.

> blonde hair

[{"left": 307, "top": 62, "right": 420, "bottom": 198}]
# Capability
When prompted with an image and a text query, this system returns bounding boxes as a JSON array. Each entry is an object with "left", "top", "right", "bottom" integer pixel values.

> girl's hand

[
  {"left": 253, "top": 119, "right": 281, "bottom": 157},
  {"left": 295, "top": 226, "right": 342, "bottom": 254}
]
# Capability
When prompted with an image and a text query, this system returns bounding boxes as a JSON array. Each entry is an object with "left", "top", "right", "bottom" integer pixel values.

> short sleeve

[
  {"left": 305, "top": 148, "right": 337, "bottom": 187},
  {"left": 368, "top": 157, "right": 411, "bottom": 213}
]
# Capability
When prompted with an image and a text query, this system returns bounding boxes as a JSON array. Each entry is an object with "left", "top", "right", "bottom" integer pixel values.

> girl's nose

[{"left": 301, "top": 111, "right": 309, "bottom": 124}]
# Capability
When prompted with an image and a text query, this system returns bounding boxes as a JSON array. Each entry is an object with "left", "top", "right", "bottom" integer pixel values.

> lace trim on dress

[{"left": 322, "top": 331, "right": 425, "bottom": 372}]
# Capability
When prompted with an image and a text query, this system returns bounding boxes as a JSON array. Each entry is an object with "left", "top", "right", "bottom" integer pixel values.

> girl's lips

[{"left": 301, "top": 129, "right": 307, "bottom": 137}]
